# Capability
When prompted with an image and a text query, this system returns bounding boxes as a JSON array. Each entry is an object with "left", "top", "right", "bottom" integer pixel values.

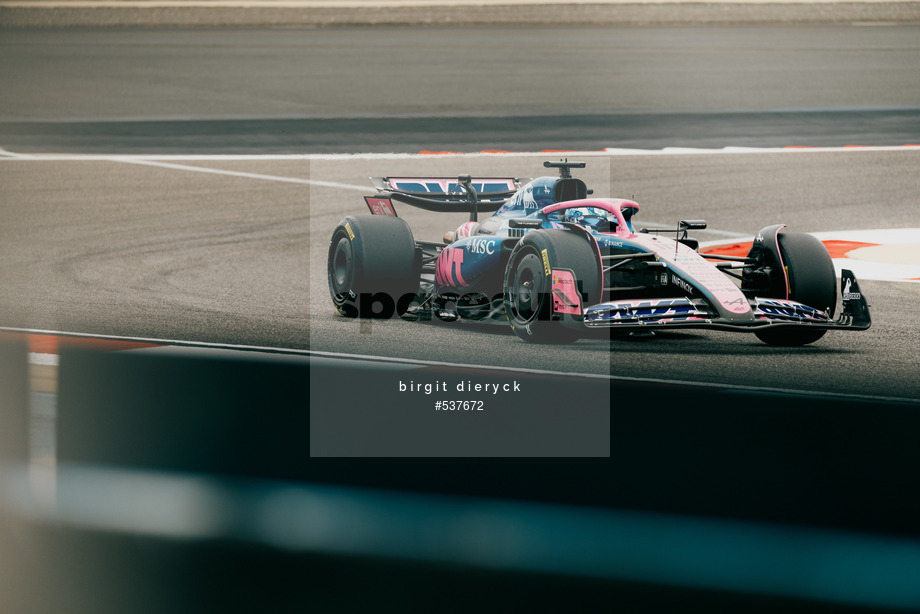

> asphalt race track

[
  {"left": 3, "top": 20, "right": 920, "bottom": 614},
  {"left": 2, "top": 25, "right": 920, "bottom": 152},
  {"left": 1, "top": 149, "right": 919, "bottom": 400},
  {"left": 1, "top": 25, "right": 919, "bottom": 402},
  {"left": 310, "top": 151, "right": 920, "bottom": 401}
]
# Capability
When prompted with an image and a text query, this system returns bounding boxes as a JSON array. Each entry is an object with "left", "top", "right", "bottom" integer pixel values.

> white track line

[
  {"left": 1, "top": 145, "right": 918, "bottom": 162},
  {"left": 109, "top": 157, "right": 371, "bottom": 191},
  {"left": 0, "top": 149, "right": 35, "bottom": 159},
  {"left": 0, "top": 146, "right": 905, "bottom": 255},
  {"left": 2, "top": 147, "right": 915, "bottom": 195},
  {"left": 6, "top": 0, "right": 919, "bottom": 7},
  {"left": 3, "top": 326, "right": 918, "bottom": 404}
]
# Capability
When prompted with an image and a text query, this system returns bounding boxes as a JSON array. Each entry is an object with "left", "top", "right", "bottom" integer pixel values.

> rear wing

[
  {"left": 365, "top": 175, "right": 529, "bottom": 221},
  {"left": 371, "top": 176, "right": 524, "bottom": 198}
]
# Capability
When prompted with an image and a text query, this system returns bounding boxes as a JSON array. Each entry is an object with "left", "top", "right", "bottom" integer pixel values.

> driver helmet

[{"left": 563, "top": 207, "right": 613, "bottom": 229}]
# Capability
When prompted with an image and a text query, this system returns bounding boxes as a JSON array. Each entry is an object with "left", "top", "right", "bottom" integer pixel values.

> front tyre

[
  {"left": 503, "top": 230, "right": 601, "bottom": 344},
  {"left": 327, "top": 215, "right": 419, "bottom": 318},
  {"left": 755, "top": 231, "right": 837, "bottom": 346}
]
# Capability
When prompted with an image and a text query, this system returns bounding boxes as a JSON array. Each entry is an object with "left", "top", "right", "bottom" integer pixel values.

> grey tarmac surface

[
  {"left": 1, "top": 25, "right": 918, "bottom": 400},
  {"left": 3, "top": 0, "right": 920, "bottom": 27},
  {"left": 310, "top": 151, "right": 920, "bottom": 401},
  {"left": 2, "top": 150, "right": 919, "bottom": 400},
  {"left": 1, "top": 26, "right": 920, "bottom": 152}
]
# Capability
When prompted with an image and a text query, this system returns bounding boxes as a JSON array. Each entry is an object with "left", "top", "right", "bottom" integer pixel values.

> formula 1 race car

[{"left": 327, "top": 160, "right": 871, "bottom": 345}]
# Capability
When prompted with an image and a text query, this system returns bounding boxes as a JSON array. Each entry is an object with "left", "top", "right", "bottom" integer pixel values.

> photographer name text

[{"left": 398, "top": 380, "right": 521, "bottom": 395}]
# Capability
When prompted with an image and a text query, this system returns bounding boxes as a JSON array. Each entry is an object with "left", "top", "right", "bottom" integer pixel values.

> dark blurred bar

[{"left": 1, "top": 343, "right": 919, "bottom": 614}]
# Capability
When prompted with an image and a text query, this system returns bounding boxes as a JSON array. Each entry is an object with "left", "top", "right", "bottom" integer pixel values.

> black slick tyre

[
  {"left": 327, "top": 215, "right": 419, "bottom": 318},
  {"left": 755, "top": 231, "right": 837, "bottom": 346},
  {"left": 503, "top": 229, "right": 601, "bottom": 344}
]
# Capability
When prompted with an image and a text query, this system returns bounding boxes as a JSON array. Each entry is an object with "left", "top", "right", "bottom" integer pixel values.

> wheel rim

[
  {"left": 330, "top": 235, "right": 353, "bottom": 297},
  {"left": 509, "top": 252, "right": 545, "bottom": 323}
]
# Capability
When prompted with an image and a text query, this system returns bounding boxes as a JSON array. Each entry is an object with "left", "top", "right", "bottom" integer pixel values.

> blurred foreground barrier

[
  {"left": 53, "top": 343, "right": 920, "bottom": 537},
  {"left": 2, "top": 342, "right": 919, "bottom": 613},
  {"left": 3, "top": 464, "right": 920, "bottom": 614},
  {"left": 58, "top": 346, "right": 612, "bottom": 464},
  {"left": 57, "top": 346, "right": 311, "bottom": 480},
  {"left": 0, "top": 337, "right": 28, "bottom": 463}
]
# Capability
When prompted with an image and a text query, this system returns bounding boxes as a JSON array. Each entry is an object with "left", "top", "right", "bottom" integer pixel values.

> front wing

[{"left": 581, "top": 269, "right": 871, "bottom": 333}]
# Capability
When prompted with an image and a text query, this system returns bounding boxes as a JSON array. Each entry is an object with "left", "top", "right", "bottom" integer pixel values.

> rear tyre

[
  {"left": 755, "top": 231, "right": 837, "bottom": 346},
  {"left": 503, "top": 230, "right": 601, "bottom": 344},
  {"left": 327, "top": 215, "right": 419, "bottom": 318}
]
